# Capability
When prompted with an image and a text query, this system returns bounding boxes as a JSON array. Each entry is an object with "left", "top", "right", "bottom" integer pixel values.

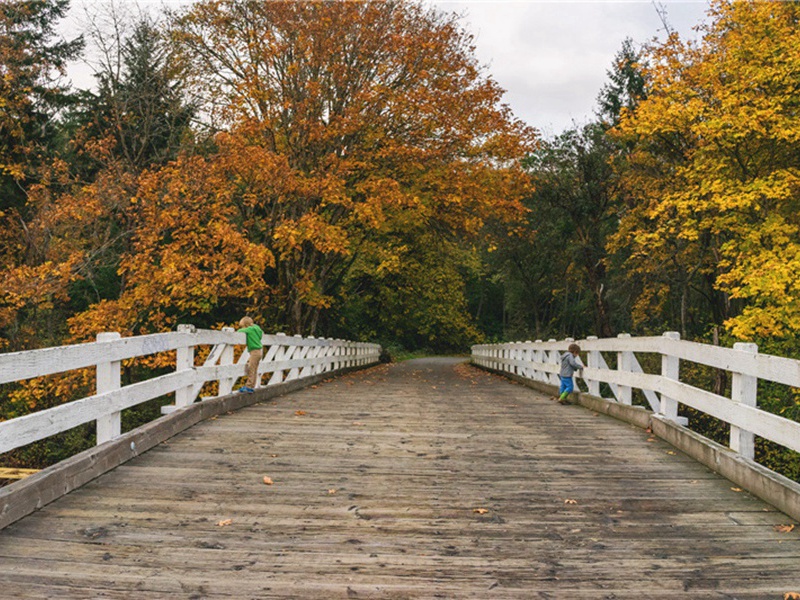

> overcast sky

[
  {"left": 66, "top": 0, "right": 712, "bottom": 137},
  {"left": 432, "top": 0, "right": 711, "bottom": 136}
]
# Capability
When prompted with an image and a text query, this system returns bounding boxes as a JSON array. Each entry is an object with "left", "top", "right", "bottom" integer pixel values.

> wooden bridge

[{"left": 1, "top": 331, "right": 799, "bottom": 598}]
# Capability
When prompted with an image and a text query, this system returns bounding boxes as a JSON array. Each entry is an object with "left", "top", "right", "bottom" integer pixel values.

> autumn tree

[
  {"left": 610, "top": 0, "right": 800, "bottom": 343},
  {"left": 128, "top": 0, "right": 535, "bottom": 338},
  {"left": 0, "top": 0, "right": 86, "bottom": 349}
]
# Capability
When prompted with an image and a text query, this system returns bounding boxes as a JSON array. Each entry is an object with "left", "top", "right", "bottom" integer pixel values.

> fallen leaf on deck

[
  {"left": 647, "top": 438, "right": 656, "bottom": 442},
  {"left": 295, "top": 410, "right": 306, "bottom": 416},
  {"left": 731, "top": 487, "right": 742, "bottom": 492},
  {"left": 774, "top": 524, "right": 796, "bottom": 533},
  {"left": 564, "top": 499, "right": 578, "bottom": 505},
  {"left": 784, "top": 593, "right": 800, "bottom": 600},
  {"left": 263, "top": 476, "right": 274, "bottom": 485},
  {"left": 217, "top": 519, "right": 233, "bottom": 527},
  {"left": 666, "top": 451, "right": 676, "bottom": 455},
  {"left": 328, "top": 489, "right": 337, "bottom": 494},
  {"left": 473, "top": 508, "right": 489, "bottom": 514}
]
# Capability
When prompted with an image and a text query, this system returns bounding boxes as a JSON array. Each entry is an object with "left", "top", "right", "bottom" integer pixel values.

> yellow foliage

[{"left": 611, "top": 0, "right": 800, "bottom": 338}]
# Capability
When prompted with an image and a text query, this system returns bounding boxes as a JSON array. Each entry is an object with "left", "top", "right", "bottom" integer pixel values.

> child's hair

[
  {"left": 239, "top": 316, "right": 254, "bottom": 328},
  {"left": 568, "top": 343, "right": 581, "bottom": 354}
]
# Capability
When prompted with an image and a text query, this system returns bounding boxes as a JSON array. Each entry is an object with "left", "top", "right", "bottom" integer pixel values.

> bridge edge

[
  {"left": 0, "top": 363, "right": 376, "bottom": 531},
  {"left": 471, "top": 361, "right": 800, "bottom": 523}
]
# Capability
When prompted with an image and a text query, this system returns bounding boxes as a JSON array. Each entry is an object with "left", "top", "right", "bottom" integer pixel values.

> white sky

[
  {"left": 64, "top": 0, "right": 712, "bottom": 137},
  {"left": 432, "top": 0, "right": 711, "bottom": 135}
]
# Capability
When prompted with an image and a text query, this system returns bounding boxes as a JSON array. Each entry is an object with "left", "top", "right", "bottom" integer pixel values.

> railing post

[
  {"left": 333, "top": 339, "right": 342, "bottom": 371},
  {"left": 533, "top": 340, "right": 543, "bottom": 381},
  {"left": 96, "top": 332, "right": 121, "bottom": 444},
  {"left": 218, "top": 327, "right": 236, "bottom": 396},
  {"left": 522, "top": 341, "right": 532, "bottom": 379},
  {"left": 617, "top": 333, "right": 632, "bottom": 405},
  {"left": 730, "top": 342, "right": 758, "bottom": 460},
  {"left": 660, "top": 332, "right": 681, "bottom": 421},
  {"left": 586, "top": 336, "right": 600, "bottom": 397},
  {"left": 269, "top": 333, "right": 287, "bottom": 385},
  {"left": 548, "top": 339, "right": 559, "bottom": 385},
  {"left": 287, "top": 334, "right": 303, "bottom": 381},
  {"left": 175, "top": 324, "right": 196, "bottom": 408}
]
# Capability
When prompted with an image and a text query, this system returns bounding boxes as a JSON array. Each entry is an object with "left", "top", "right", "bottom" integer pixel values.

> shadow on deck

[{"left": 0, "top": 358, "right": 798, "bottom": 599}]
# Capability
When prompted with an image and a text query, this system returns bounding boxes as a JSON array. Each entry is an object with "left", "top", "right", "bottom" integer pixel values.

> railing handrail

[
  {"left": 471, "top": 332, "right": 800, "bottom": 461},
  {"left": 472, "top": 336, "right": 800, "bottom": 388},
  {"left": 0, "top": 329, "right": 379, "bottom": 385},
  {"left": 0, "top": 326, "right": 381, "bottom": 456}
]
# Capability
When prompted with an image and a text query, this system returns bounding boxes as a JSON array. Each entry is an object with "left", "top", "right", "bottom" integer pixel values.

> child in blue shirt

[{"left": 558, "top": 343, "right": 584, "bottom": 404}]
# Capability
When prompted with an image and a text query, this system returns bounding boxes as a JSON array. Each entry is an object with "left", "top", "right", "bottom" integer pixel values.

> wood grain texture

[{"left": 0, "top": 358, "right": 798, "bottom": 599}]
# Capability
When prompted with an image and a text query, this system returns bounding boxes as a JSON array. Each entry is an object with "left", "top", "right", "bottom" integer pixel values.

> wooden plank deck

[{"left": 0, "top": 357, "right": 798, "bottom": 599}]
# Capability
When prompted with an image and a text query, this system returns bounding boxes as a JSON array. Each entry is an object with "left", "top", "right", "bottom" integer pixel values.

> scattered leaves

[
  {"left": 666, "top": 451, "right": 676, "bottom": 455},
  {"left": 263, "top": 476, "right": 274, "bottom": 485},
  {"left": 784, "top": 593, "right": 800, "bottom": 600},
  {"left": 328, "top": 489, "right": 337, "bottom": 495},
  {"left": 774, "top": 524, "right": 796, "bottom": 533},
  {"left": 295, "top": 410, "right": 306, "bottom": 416},
  {"left": 564, "top": 499, "right": 578, "bottom": 505},
  {"left": 731, "top": 487, "right": 743, "bottom": 492},
  {"left": 473, "top": 508, "right": 489, "bottom": 514},
  {"left": 217, "top": 519, "right": 233, "bottom": 527}
]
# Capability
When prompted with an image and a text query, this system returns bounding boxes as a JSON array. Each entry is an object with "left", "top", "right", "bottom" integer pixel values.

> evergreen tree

[
  {"left": 76, "top": 17, "right": 195, "bottom": 172},
  {"left": 0, "top": 0, "right": 83, "bottom": 212},
  {"left": 596, "top": 37, "right": 647, "bottom": 127}
]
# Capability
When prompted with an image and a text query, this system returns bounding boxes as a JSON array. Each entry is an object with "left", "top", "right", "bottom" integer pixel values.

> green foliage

[
  {"left": 0, "top": 0, "right": 83, "bottom": 212},
  {"left": 337, "top": 233, "right": 483, "bottom": 353},
  {"left": 487, "top": 121, "right": 628, "bottom": 342}
]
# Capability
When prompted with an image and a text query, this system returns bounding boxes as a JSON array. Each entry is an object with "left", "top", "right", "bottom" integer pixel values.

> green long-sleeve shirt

[{"left": 238, "top": 324, "right": 264, "bottom": 351}]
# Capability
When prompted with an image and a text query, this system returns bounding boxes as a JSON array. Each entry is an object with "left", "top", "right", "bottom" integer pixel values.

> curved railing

[
  {"left": 472, "top": 332, "right": 800, "bottom": 520},
  {"left": 473, "top": 332, "right": 800, "bottom": 459},
  {"left": 0, "top": 325, "right": 381, "bottom": 456}
]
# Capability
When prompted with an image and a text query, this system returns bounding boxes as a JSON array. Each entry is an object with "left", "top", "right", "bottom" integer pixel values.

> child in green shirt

[{"left": 237, "top": 316, "right": 263, "bottom": 393}]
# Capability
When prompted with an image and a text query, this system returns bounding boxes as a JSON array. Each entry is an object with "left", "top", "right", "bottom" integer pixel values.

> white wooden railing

[
  {"left": 0, "top": 325, "right": 380, "bottom": 456},
  {"left": 472, "top": 332, "right": 800, "bottom": 464}
]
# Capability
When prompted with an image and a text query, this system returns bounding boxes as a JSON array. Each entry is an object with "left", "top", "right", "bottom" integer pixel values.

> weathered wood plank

[{"left": 0, "top": 358, "right": 798, "bottom": 598}]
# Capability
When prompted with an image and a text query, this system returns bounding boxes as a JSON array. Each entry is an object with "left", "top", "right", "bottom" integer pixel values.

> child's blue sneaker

[{"left": 238, "top": 386, "right": 254, "bottom": 393}]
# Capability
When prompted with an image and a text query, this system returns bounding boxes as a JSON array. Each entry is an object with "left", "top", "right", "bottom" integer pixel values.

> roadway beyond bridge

[{"left": 0, "top": 358, "right": 798, "bottom": 599}]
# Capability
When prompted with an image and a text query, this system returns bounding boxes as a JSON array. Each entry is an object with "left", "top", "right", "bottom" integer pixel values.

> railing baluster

[
  {"left": 175, "top": 324, "right": 197, "bottom": 408},
  {"left": 660, "top": 332, "right": 681, "bottom": 421},
  {"left": 730, "top": 342, "right": 758, "bottom": 460},
  {"left": 586, "top": 336, "right": 600, "bottom": 397},
  {"left": 617, "top": 333, "right": 632, "bottom": 405},
  {"left": 548, "top": 339, "right": 559, "bottom": 386},
  {"left": 218, "top": 327, "right": 235, "bottom": 396},
  {"left": 96, "top": 332, "right": 122, "bottom": 444}
]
